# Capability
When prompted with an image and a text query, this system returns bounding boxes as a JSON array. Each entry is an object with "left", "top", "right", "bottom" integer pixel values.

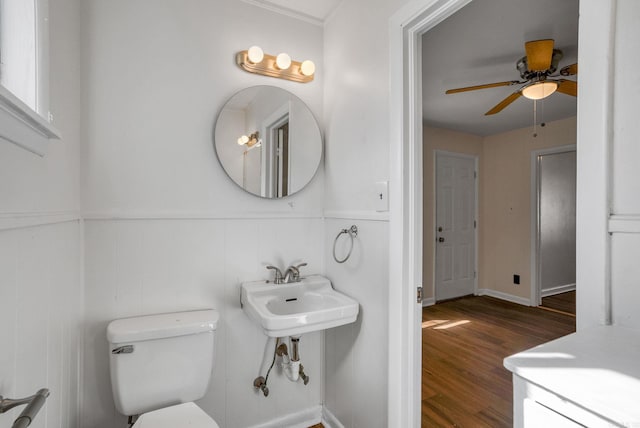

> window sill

[{"left": 0, "top": 85, "right": 61, "bottom": 156}]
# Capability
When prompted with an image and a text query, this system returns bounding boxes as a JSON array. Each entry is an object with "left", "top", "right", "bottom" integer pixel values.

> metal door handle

[{"left": 438, "top": 237, "right": 445, "bottom": 243}]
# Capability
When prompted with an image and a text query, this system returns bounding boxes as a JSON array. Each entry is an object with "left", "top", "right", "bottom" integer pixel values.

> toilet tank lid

[{"left": 107, "top": 309, "right": 219, "bottom": 343}]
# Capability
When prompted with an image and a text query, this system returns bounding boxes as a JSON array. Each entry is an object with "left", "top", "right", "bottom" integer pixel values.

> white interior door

[{"left": 435, "top": 152, "right": 476, "bottom": 301}]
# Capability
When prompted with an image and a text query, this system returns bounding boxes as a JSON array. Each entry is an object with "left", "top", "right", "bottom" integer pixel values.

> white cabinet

[
  {"left": 504, "top": 326, "right": 640, "bottom": 427},
  {"left": 523, "top": 398, "right": 584, "bottom": 427}
]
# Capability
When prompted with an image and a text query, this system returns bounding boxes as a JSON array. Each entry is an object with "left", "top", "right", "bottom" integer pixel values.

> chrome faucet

[
  {"left": 283, "top": 263, "right": 307, "bottom": 283},
  {"left": 266, "top": 263, "right": 307, "bottom": 284}
]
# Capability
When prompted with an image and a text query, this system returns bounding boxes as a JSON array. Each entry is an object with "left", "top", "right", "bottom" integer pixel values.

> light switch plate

[{"left": 374, "top": 181, "right": 389, "bottom": 212}]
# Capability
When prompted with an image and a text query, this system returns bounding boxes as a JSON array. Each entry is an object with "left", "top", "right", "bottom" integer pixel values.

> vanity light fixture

[
  {"left": 275, "top": 53, "right": 291, "bottom": 70},
  {"left": 237, "top": 132, "right": 261, "bottom": 149},
  {"left": 247, "top": 46, "right": 264, "bottom": 64},
  {"left": 236, "top": 46, "right": 315, "bottom": 83}
]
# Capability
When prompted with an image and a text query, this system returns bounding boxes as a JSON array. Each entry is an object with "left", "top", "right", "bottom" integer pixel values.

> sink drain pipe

[
  {"left": 253, "top": 336, "right": 309, "bottom": 396},
  {"left": 278, "top": 336, "right": 310, "bottom": 385}
]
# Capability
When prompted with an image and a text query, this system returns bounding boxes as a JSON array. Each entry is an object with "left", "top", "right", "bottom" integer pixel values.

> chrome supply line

[{"left": 0, "top": 388, "right": 50, "bottom": 428}]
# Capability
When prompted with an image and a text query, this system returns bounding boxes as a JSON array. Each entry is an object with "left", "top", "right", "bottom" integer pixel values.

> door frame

[
  {"left": 389, "top": 0, "right": 612, "bottom": 426},
  {"left": 433, "top": 150, "right": 479, "bottom": 302},
  {"left": 388, "top": 1, "right": 473, "bottom": 426},
  {"left": 530, "top": 144, "right": 577, "bottom": 307},
  {"left": 260, "top": 102, "right": 290, "bottom": 198}
]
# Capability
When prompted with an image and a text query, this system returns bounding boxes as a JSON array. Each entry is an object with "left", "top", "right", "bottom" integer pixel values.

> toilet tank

[{"left": 107, "top": 309, "right": 219, "bottom": 416}]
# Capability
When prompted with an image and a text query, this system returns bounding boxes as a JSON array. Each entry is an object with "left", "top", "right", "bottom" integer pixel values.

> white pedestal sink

[{"left": 240, "top": 275, "right": 359, "bottom": 337}]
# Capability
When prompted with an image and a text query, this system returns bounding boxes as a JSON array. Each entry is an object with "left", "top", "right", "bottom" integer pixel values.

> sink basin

[{"left": 240, "top": 275, "right": 359, "bottom": 337}]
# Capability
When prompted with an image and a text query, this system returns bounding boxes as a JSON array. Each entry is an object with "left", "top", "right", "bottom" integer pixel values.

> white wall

[
  {"left": 323, "top": 0, "right": 411, "bottom": 426},
  {"left": 80, "top": 1, "right": 326, "bottom": 427},
  {"left": 83, "top": 218, "right": 324, "bottom": 428},
  {"left": 608, "top": 0, "right": 640, "bottom": 329},
  {"left": 0, "top": 0, "right": 83, "bottom": 426},
  {"left": 0, "top": 223, "right": 83, "bottom": 428},
  {"left": 323, "top": 219, "right": 389, "bottom": 427},
  {"left": 81, "top": 0, "right": 324, "bottom": 216}
]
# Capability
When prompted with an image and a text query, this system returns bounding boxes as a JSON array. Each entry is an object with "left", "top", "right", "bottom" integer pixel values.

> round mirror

[{"left": 214, "top": 86, "right": 322, "bottom": 198}]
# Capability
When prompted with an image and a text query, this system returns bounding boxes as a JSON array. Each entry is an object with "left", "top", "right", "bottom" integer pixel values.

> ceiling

[
  {"left": 422, "top": 0, "right": 579, "bottom": 136},
  {"left": 246, "top": 0, "right": 578, "bottom": 136},
  {"left": 244, "top": 0, "right": 343, "bottom": 23}
]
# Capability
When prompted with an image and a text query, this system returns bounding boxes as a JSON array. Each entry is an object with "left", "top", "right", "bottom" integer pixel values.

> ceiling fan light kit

[
  {"left": 521, "top": 81, "right": 558, "bottom": 100},
  {"left": 445, "top": 39, "right": 577, "bottom": 115}
]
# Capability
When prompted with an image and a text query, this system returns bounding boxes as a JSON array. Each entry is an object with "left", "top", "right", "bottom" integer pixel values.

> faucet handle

[
  {"left": 289, "top": 262, "right": 307, "bottom": 282},
  {"left": 266, "top": 265, "right": 284, "bottom": 284}
]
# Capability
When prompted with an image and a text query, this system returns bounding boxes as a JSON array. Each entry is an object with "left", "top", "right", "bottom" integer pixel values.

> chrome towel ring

[{"left": 333, "top": 225, "right": 358, "bottom": 264}]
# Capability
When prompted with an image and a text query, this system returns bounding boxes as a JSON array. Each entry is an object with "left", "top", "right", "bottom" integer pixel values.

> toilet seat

[{"left": 132, "top": 402, "right": 219, "bottom": 428}]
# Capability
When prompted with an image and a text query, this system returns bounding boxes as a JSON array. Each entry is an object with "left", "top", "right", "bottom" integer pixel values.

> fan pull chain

[{"left": 533, "top": 99, "right": 537, "bottom": 138}]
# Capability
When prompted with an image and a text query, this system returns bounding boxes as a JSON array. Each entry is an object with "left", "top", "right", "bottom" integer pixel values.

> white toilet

[{"left": 107, "top": 309, "right": 220, "bottom": 427}]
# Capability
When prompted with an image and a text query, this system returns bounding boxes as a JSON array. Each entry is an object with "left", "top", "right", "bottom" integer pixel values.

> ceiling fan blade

[
  {"left": 525, "top": 39, "right": 555, "bottom": 71},
  {"left": 485, "top": 91, "right": 522, "bottom": 115},
  {"left": 560, "top": 63, "right": 578, "bottom": 76},
  {"left": 556, "top": 79, "right": 577, "bottom": 97},
  {"left": 445, "top": 80, "right": 521, "bottom": 94}
]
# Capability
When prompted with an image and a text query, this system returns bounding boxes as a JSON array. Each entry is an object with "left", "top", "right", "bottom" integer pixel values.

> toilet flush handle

[{"left": 112, "top": 345, "right": 134, "bottom": 354}]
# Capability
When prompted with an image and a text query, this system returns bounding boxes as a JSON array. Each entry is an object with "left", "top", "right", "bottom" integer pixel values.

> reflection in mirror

[{"left": 214, "top": 86, "right": 322, "bottom": 199}]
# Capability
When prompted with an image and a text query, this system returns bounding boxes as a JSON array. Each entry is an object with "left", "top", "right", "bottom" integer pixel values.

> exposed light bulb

[
  {"left": 300, "top": 60, "right": 315, "bottom": 76},
  {"left": 276, "top": 53, "right": 291, "bottom": 70},
  {"left": 247, "top": 46, "right": 264, "bottom": 64},
  {"left": 237, "top": 135, "right": 249, "bottom": 145}
]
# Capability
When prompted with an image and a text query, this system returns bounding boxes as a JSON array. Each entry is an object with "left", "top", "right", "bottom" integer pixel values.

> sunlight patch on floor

[
  {"left": 422, "top": 319, "right": 449, "bottom": 328},
  {"left": 422, "top": 319, "right": 471, "bottom": 329}
]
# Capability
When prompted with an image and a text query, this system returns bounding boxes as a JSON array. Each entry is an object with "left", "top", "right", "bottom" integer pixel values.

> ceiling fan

[{"left": 445, "top": 39, "right": 577, "bottom": 115}]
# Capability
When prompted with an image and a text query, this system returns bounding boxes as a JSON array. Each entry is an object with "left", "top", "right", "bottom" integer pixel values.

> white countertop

[{"left": 504, "top": 325, "right": 640, "bottom": 427}]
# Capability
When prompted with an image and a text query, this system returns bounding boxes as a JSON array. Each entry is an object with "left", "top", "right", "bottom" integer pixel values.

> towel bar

[{"left": 0, "top": 388, "right": 50, "bottom": 428}]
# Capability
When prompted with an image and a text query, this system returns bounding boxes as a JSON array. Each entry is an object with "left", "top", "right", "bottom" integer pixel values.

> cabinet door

[{"left": 524, "top": 399, "right": 586, "bottom": 427}]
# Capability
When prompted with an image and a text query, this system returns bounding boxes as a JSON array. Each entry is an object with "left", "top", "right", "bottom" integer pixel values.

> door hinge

[
  {"left": 474, "top": 171, "right": 477, "bottom": 179},
  {"left": 474, "top": 271, "right": 477, "bottom": 278},
  {"left": 474, "top": 220, "right": 476, "bottom": 229},
  {"left": 417, "top": 286, "right": 423, "bottom": 304}
]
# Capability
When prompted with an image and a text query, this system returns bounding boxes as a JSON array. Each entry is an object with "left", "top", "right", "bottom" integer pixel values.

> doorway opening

[
  {"left": 418, "top": 0, "right": 578, "bottom": 425},
  {"left": 262, "top": 109, "right": 290, "bottom": 198},
  {"left": 532, "top": 146, "right": 577, "bottom": 316}
]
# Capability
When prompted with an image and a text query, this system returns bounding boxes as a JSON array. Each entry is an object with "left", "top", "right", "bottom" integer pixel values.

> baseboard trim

[
  {"left": 321, "top": 406, "right": 346, "bottom": 428},
  {"left": 541, "top": 283, "right": 576, "bottom": 298},
  {"left": 247, "top": 405, "right": 322, "bottom": 428},
  {"left": 422, "top": 297, "right": 436, "bottom": 307},
  {"left": 477, "top": 289, "right": 531, "bottom": 306}
]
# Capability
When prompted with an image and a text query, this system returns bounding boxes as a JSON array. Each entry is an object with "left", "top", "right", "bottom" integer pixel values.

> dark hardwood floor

[
  {"left": 541, "top": 291, "right": 576, "bottom": 316},
  {"left": 422, "top": 296, "right": 576, "bottom": 427}
]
